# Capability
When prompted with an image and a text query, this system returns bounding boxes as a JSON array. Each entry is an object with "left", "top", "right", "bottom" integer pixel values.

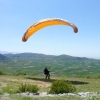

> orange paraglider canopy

[{"left": 22, "top": 18, "right": 78, "bottom": 42}]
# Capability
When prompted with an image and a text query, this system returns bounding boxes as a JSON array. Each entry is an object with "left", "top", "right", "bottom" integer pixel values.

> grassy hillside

[
  {"left": 0, "top": 53, "right": 100, "bottom": 77},
  {"left": 0, "top": 75, "right": 100, "bottom": 100}
]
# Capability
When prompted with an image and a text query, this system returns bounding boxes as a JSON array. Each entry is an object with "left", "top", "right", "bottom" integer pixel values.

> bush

[
  {"left": 2, "top": 85, "right": 17, "bottom": 93},
  {"left": 49, "top": 80, "right": 76, "bottom": 94},
  {"left": 95, "top": 76, "right": 100, "bottom": 79},
  {"left": 16, "top": 72, "right": 27, "bottom": 76},
  {"left": 86, "top": 76, "right": 91, "bottom": 79},
  {"left": 18, "top": 83, "right": 39, "bottom": 93},
  {"left": 0, "top": 70, "right": 5, "bottom": 75}
]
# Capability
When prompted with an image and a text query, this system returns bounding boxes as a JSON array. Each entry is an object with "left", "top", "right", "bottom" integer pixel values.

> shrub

[
  {"left": 18, "top": 83, "right": 39, "bottom": 93},
  {"left": 86, "top": 76, "right": 91, "bottom": 79},
  {"left": 2, "top": 85, "right": 17, "bottom": 93},
  {"left": 49, "top": 80, "right": 76, "bottom": 94},
  {"left": 16, "top": 72, "right": 27, "bottom": 76},
  {"left": 0, "top": 70, "right": 5, "bottom": 75},
  {"left": 95, "top": 76, "right": 100, "bottom": 79}
]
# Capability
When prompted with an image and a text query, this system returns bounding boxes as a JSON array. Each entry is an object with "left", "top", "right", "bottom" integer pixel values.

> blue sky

[{"left": 0, "top": 0, "right": 100, "bottom": 59}]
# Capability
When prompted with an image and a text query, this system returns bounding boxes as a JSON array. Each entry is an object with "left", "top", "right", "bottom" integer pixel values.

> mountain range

[
  {"left": 0, "top": 51, "right": 17, "bottom": 54},
  {"left": 0, "top": 52, "right": 100, "bottom": 77}
]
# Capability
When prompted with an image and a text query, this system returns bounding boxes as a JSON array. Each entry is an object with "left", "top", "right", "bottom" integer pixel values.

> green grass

[{"left": 0, "top": 75, "right": 100, "bottom": 100}]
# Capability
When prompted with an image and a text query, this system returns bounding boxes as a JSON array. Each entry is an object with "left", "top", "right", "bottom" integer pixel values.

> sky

[{"left": 0, "top": 0, "right": 100, "bottom": 59}]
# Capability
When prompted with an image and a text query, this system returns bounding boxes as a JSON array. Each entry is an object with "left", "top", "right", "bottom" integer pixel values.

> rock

[
  {"left": 26, "top": 92, "right": 30, "bottom": 95},
  {"left": 58, "top": 93, "right": 66, "bottom": 96},
  {"left": 33, "top": 92, "right": 39, "bottom": 95},
  {"left": 68, "top": 93, "right": 76, "bottom": 96},
  {"left": 47, "top": 94, "right": 55, "bottom": 97},
  {"left": 19, "top": 92, "right": 99, "bottom": 98},
  {"left": 39, "top": 92, "right": 47, "bottom": 97},
  {"left": 77, "top": 92, "right": 93, "bottom": 97},
  {"left": 4, "top": 93, "right": 10, "bottom": 96},
  {"left": 29, "top": 93, "right": 34, "bottom": 97}
]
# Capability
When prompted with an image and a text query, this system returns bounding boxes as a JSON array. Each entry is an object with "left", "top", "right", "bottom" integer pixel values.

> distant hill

[
  {"left": 0, "top": 53, "right": 8, "bottom": 61},
  {"left": 4, "top": 53, "right": 54, "bottom": 58},
  {"left": 0, "top": 51, "right": 11, "bottom": 54},
  {"left": 1, "top": 53, "right": 100, "bottom": 77},
  {"left": 0, "top": 51, "right": 17, "bottom": 54}
]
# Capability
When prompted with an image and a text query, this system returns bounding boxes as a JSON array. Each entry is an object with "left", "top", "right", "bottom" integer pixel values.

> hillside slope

[
  {"left": 0, "top": 53, "right": 100, "bottom": 76},
  {"left": 0, "top": 53, "right": 8, "bottom": 61}
]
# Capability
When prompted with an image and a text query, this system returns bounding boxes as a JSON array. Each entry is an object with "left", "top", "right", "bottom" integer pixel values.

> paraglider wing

[{"left": 22, "top": 18, "right": 78, "bottom": 42}]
